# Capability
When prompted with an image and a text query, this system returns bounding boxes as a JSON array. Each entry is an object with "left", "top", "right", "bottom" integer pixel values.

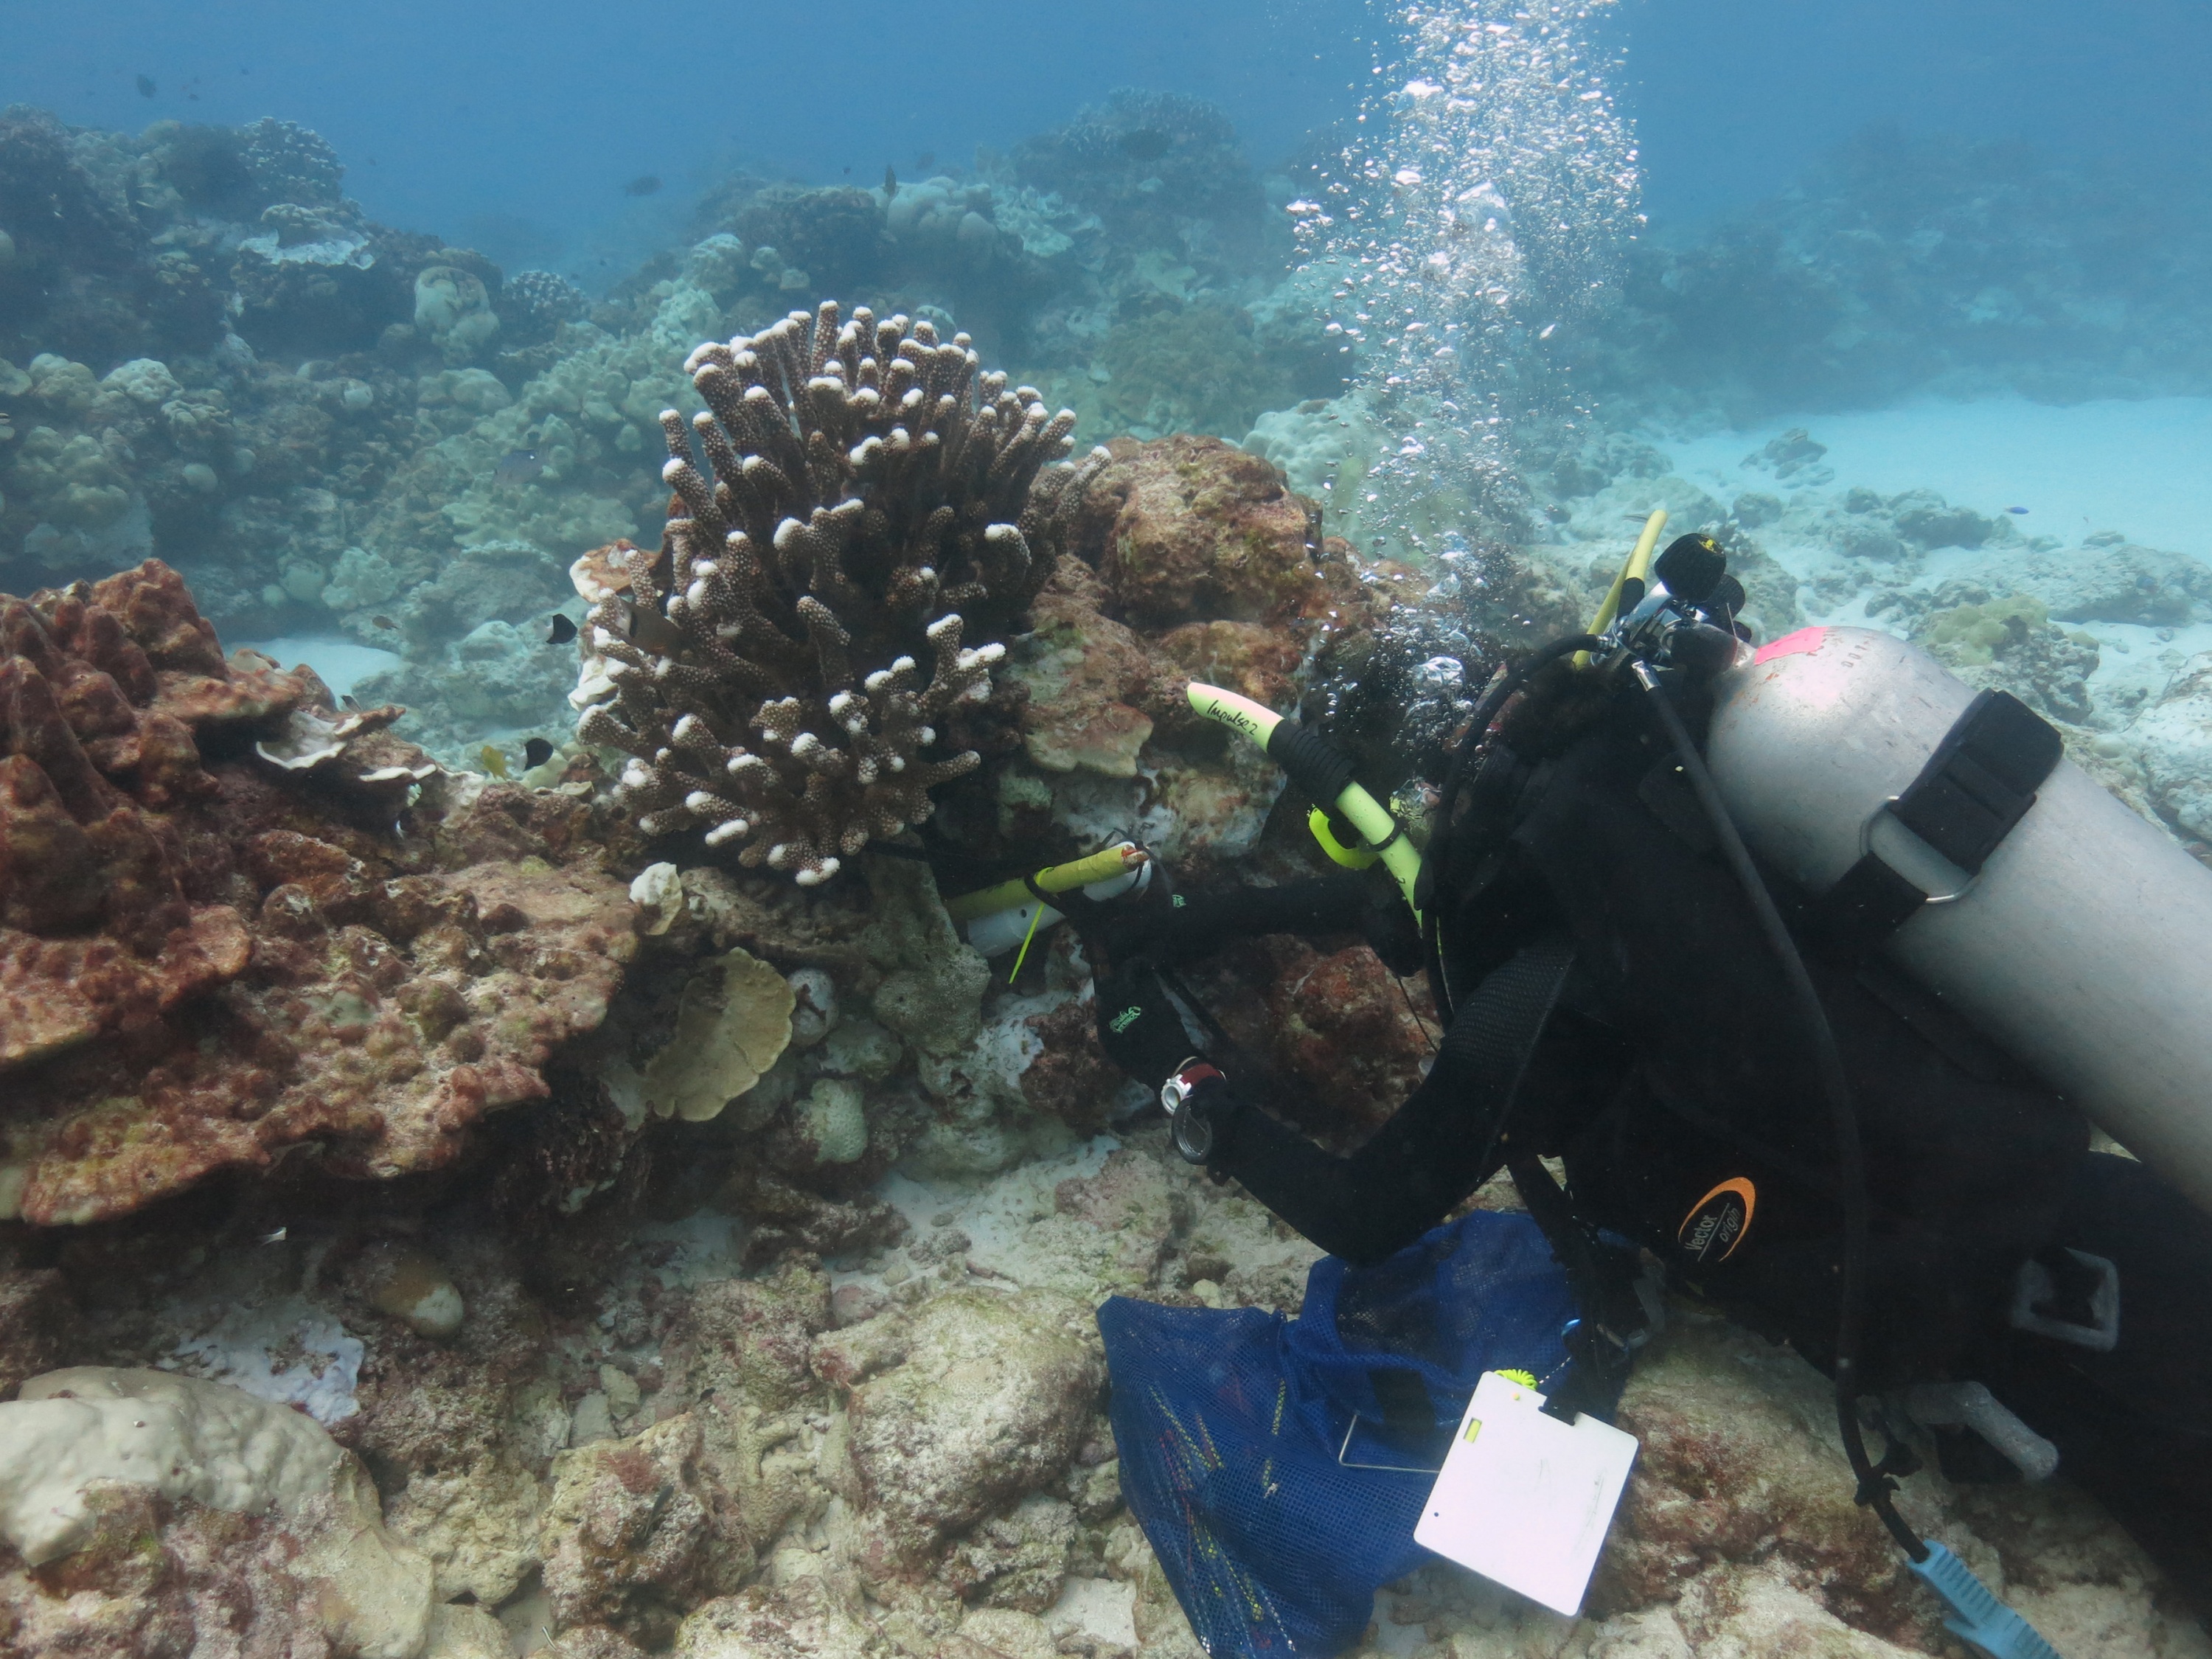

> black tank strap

[{"left": 1812, "top": 690, "right": 2062, "bottom": 959}]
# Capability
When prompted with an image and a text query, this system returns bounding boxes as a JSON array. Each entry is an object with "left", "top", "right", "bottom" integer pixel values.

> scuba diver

[{"left": 1063, "top": 523, "right": 2212, "bottom": 1639}]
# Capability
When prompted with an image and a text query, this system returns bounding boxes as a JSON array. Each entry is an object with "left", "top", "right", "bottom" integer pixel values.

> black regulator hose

[
  {"left": 1419, "top": 633, "right": 1601, "bottom": 1023},
  {"left": 1634, "top": 662, "right": 1929, "bottom": 1563}
]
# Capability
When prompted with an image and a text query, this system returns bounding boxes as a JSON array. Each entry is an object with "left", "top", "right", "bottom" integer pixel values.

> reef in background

[{"left": 1586, "top": 128, "right": 2212, "bottom": 419}]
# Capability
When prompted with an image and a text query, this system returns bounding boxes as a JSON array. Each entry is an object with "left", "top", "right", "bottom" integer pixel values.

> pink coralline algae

[{"left": 0, "top": 560, "right": 635, "bottom": 1225}]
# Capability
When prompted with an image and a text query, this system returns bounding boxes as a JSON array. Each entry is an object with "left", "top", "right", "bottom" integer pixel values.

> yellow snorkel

[
  {"left": 1576, "top": 508, "right": 1669, "bottom": 668},
  {"left": 1186, "top": 683, "right": 1425, "bottom": 920}
]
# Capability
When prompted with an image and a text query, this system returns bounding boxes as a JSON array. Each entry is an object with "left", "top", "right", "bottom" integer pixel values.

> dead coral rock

[
  {"left": 1007, "top": 566, "right": 1158, "bottom": 779},
  {"left": 662, "top": 1258, "right": 833, "bottom": 1417},
  {"left": 942, "top": 1492, "right": 1078, "bottom": 1611},
  {"left": 0, "top": 1269, "right": 75, "bottom": 1399},
  {"left": 0, "top": 561, "right": 636, "bottom": 1224},
  {"left": 382, "top": 1452, "right": 542, "bottom": 1607},
  {"left": 336, "top": 1242, "right": 552, "bottom": 1605},
  {"left": 859, "top": 855, "right": 987, "bottom": 1062},
  {"left": 815, "top": 1290, "right": 1102, "bottom": 1582},
  {"left": 672, "top": 1576, "right": 886, "bottom": 1659},
  {"left": 1052, "top": 1150, "right": 1178, "bottom": 1289},
  {"left": 0, "top": 1374, "right": 441, "bottom": 1659},
  {"left": 717, "top": 1166, "right": 911, "bottom": 1268},
  {"left": 1156, "top": 618, "right": 1304, "bottom": 718},
  {"left": 544, "top": 1627, "right": 653, "bottom": 1659},
  {"left": 540, "top": 1411, "right": 744, "bottom": 1649},
  {"left": 1078, "top": 436, "right": 1326, "bottom": 630},
  {"left": 1592, "top": 1315, "right": 1935, "bottom": 1647},
  {"left": 1188, "top": 936, "right": 1433, "bottom": 1144},
  {"left": 1018, "top": 997, "right": 1126, "bottom": 1138}
]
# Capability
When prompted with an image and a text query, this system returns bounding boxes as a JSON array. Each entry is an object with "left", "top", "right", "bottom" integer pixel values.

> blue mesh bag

[{"left": 1099, "top": 1209, "right": 1605, "bottom": 1658}]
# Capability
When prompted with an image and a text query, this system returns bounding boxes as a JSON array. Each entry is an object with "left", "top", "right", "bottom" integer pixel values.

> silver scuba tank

[{"left": 1703, "top": 624, "right": 2212, "bottom": 1216}]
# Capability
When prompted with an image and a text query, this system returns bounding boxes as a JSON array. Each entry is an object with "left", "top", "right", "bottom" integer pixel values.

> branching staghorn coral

[{"left": 575, "top": 302, "right": 1107, "bottom": 883}]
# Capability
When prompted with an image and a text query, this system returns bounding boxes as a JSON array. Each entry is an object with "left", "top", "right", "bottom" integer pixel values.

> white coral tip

[
  {"left": 684, "top": 790, "right": 720, "bottom": 813},
  {"left": 796, "top": 858, "right": 839, "bottom": 887},
  {"left": 704, "top": 818, "right": 750, "bottom": 846}
]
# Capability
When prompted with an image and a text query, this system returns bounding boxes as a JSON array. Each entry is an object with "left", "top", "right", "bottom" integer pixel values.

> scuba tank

[{"left": 1705, "top": 624, "right": 2212, "bottom": 1218}]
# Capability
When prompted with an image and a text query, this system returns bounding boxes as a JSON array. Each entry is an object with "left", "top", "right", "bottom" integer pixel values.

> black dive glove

[{"left": 1095, "top": 956, "right": 1200, "bottom": 1087}]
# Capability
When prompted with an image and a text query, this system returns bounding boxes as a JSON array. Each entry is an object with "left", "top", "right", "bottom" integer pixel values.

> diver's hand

[{"left": 1095, "top": 956, "right": 1202, "bottom": 1086}]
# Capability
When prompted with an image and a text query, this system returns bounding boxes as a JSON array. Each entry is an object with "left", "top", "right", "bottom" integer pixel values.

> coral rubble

[
  {"left": 0, "top": 560, "right": 633, "bottom": 1223},
  {"left": 572, "top": 302, "right": 1107, "bottom": 883}
]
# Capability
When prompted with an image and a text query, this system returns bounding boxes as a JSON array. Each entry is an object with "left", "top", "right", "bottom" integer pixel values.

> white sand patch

[
  {"left": 1653, "top": 397, "right": 2212, "bottom": 562},
  {"left": 234, "top": 634, "right": 403, "bottom": 698},
  {"left": 872, "top": 1134, "right": 1121, "bottom": 1270},
  {"left": 1050, "top": 1575, "right": 1137, "bottom": 1646}
]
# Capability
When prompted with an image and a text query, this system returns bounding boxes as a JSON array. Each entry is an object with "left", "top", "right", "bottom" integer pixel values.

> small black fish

[
  {"left": 495, "top": 448, "right": 543, "bottom": 484},
  {"left": 622, "top": 174, "right": 663, "bottom": 198},
  {"left": 916, "top": 150, "right": 936, "bottom": 172},
  {"left": 2006, "top": 506, "right": 2031, "bottom": 515},
  {"left": 136, "top": 74, "right": 156, "bottom": 97},
  {"left": 884, "top": 164, "right": 897, "bottom": 194},
  {"left": 523, "top": 737, "right": 555, "bottom": 769},
  {"left": 543, "top": 613, "right": 578, "bottom": 646},
  {"left": 371, "top": 615, "right": 397, "bottom": 630},
  {"left": 341, "top": 694, "right": 361, "bottom": 711},
  {"left": 1119, "top": 128, "right": 1171, "bottom": 162}
]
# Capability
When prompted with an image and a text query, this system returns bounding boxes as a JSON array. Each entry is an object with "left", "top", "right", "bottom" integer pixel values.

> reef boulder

[
  {"left": 0, "top": 559, "right": 635, "bottom": 1224},
  {"left": 1076, "top": 435, "right": 1326, "bottom": 629}
]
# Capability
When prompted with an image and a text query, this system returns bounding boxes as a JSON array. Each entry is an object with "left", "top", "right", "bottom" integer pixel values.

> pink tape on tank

[{"left": 1754, "top": 627, "right": 1828, "bottom": 665}]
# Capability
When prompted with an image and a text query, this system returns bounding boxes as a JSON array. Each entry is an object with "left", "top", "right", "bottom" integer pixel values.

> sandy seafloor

[
  {"left": 1657, "top": 396, "right": 2212, "bottom": 561},
  {"left": 1652, "top": 394, "right": 2212, "bottom": 701}
]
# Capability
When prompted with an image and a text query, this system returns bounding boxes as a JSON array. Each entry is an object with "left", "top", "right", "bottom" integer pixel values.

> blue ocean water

[
  {"left": 1, "top": 0, "right": 2205, "bottom": 745},
  {"left": 6, "top": 0, "right": 2206, "bottom": 259}
]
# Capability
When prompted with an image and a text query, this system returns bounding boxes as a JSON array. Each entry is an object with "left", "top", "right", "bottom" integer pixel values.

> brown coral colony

[
  {"left": 574, "top": 299, "right": 1106, "bottom": 884},
  {"left": 0, "top": 560, "right": 635, "bottom": 1225}
]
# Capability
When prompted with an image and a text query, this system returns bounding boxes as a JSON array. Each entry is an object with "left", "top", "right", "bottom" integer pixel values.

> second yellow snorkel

[{"left": 1186, "top": 683, "right": 1425, "bottom": 920}]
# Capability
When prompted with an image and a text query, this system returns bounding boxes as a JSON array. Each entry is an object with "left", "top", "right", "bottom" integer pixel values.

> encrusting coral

[
  {"left": 571, "top": 299, "right": 1108, "bottom": 884},
  {"left": 0, "top": 560, "right": 635, "bottom": 1225}
]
